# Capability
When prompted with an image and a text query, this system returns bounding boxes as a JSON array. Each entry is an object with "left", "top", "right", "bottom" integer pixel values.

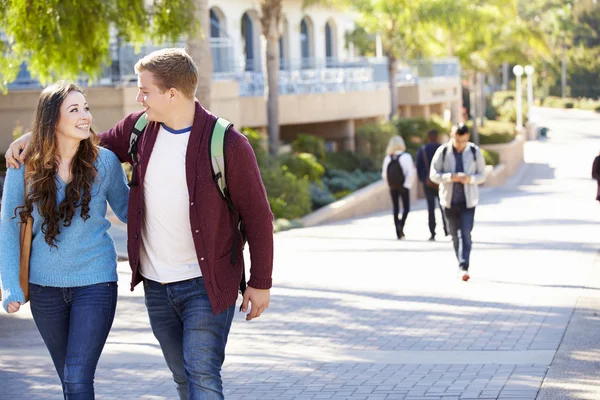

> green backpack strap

[
  {"left": 127, "top": 112, "right": 149, "bottom": 187},
  {"left": 210, "top": 117, "right": 247, "bottom": 296},
  {"left": 210, "top": 117, "right": 233, "bottom": 198}
]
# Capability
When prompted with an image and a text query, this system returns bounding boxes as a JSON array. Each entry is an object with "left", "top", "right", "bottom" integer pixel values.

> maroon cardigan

[{"left": 100, "top": 102, "right": 274, "bottom": 314}]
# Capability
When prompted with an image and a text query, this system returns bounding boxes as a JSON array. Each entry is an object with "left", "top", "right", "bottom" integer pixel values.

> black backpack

[{"left": 386, "top": 153, "right": 406, "bottom": 191}]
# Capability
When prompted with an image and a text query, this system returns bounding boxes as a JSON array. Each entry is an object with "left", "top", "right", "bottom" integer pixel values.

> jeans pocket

[{"left": 29, "top": 283, "right": 44, "bottom": 295}]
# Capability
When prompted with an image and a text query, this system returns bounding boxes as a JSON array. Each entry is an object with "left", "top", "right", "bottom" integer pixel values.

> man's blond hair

[{"left": 134, "top": 48, "right": 198, "bottom": 99}]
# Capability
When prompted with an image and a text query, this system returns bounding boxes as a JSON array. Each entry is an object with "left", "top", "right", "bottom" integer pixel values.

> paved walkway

[{"left": 1, "top": 107, "right": 599, "bottom": 399}]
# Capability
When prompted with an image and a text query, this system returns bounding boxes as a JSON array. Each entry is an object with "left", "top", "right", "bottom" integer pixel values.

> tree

[
  {"left": 187, "top": 0, "right": 212, "bottom": 108},
  {"left": 307, "top": 0, "right": 431, "bottom": 121},
  {"left": 260, "top": 0, "right": 283, "bottom": 155},
  {"left": 0, "top": 0, "right": 197, "bottom": 92}
]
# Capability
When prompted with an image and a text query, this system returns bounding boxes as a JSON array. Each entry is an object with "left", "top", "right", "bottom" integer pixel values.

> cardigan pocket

[{"left": 212, "top": 251, "right": 243, "bottom": 294}]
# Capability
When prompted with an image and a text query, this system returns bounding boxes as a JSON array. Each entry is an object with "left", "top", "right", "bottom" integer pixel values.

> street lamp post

[
  {"left": 524, "top": 65, "right": 535, "bottom": 123},
  {"left": 513, "top": 65, "right": 524, "bottom": 131}
]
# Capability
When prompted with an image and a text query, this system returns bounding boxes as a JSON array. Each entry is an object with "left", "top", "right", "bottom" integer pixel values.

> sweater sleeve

[
  {"left": 469, "top": 146, "right": 487, "bottom": 185},
  {"left": 105, "top": 150, "right": 129, "bottom": 223},
  {"left": 226, "top": 132, "right": 274, "bottom": 289},
  {"left": 98, "top": 112, "right": 144, "bottom": 165},
  {"left": 430, "top": 145, "right": 453, "bottom": 184},
  {"left": 401, "top": 153, "right": 416, "bottom": 189},
  {"left": 593, "top": 156, "right": 600, "bottom": 180},
  {"left": 0, "top": 167, "right": 27, "bottom": 312}
]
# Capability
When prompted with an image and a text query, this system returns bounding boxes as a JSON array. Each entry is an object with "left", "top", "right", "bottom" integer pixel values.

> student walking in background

[
  {"left": 429, "top": 124, "right": 486, "bottom": 281},
  {"left": 416, "top": 129, "right": 448, "bottom": 241},
  {"left": 0, "top": 81, "right": 129, "bottom": 399},
  {"left": 593, "top": 151, "right": 600, "bottom": 202},
  {"left": 382, "top": 136, "right": 416, "bottom": 239}
]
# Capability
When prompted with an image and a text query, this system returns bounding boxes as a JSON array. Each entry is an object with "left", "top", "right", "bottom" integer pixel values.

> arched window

[
  {"left": 300, "top": 18, "right": 311, "bottom": 68},
  {"left": 325, "top": 22, "right": 333, "bottom": 60},
  {"left": 241, "top": 12, "right": 255, "bottom": 71},
  {"left": 279, "top": 17, "right": 289, "bottom": 70},
  {"left": 210, "top": 9, "right": 220, "bottom": 38},
  {"left": 325, "top": 20, "right": 337, "bottom": 67}
]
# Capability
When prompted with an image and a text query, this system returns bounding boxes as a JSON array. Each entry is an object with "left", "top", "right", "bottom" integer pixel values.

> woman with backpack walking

[{"left": 382, "top": 136, "right": 416, "bottom": 239}]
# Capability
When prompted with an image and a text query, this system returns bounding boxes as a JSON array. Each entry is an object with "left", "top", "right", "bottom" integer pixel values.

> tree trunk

[
  {"left": 388, "top": 55, "right": 398, "bottom": 121},
  {"left": 261, "top": 0, "right": 282, "bottom": 155},
  {"left": 479, "top": 72, "right": 485, "bottom": 128},
  {"left": 543, "top": 62, "right": 549, "bottom": 98},
  {"left": 502, "top": 62, "right": 509, "bottom": 91},
  {"left": 469, "top": 72, "right": 479, "bottom": 145},
  {"left": 187, "top": 0, "right": 212, "bottom": 108},
  {"left": 561, "top": 42, "right": 567, "bottom": 99}
]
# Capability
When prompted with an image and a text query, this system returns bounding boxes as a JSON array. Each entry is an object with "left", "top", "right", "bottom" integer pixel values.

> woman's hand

[{"left": 7, "top": 302, "right": 21, "bottom": 313}]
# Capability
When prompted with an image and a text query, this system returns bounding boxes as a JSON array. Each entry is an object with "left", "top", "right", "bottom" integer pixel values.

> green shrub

[
  {"left": 595, "top": 105, "right": 600, "bottom": 113},
  {"left": 479, "top": 133, "right": 514, "bottom": 145},
  {"left": 241, "top": 127, "right": 268, "bottom": 168},
  {"left": 356, "top": 121, "right": 398, "bottom": 167},
  {"left": 323, "top": 151, "right": 369, "bottom": 172},
  {"left": 497, "top": 99, "right": 528, "bottom": 124},
  {"left": 273, "top": 218, "right": 303, "bottom": 233},
  {"left": 396, "top": 116, "right": 450, "bottom": 145},
  {"left": 333, "top": 190, "right": 353, "bottom": 200},
  {"left": 485, "top": 100, "right": 500, "bottom": 120},
  {"left": 279, "top": 152, "right": 325, "bottom": 183},
  {"left": 476, "top": 120, "right": 516, "bottom": 145},
  {"left": 564, "top": 102, "right": 574, "bottom": 109},
  {"left": 491, "top": 91, "right": 515, "bottom": 108},
  {"left": 260, "top": 164, "right": 311, "bottom": 220},
  {"left": 322, "top": 169, "right": 380, "bottom": 194},
  {"left": 310, "top": 182, "right": 336, "bottom": 210},
  {"left": 481, "top": 149, "right": 500, "bottom": 166},
  {"left": 291, "top": 134, "right": 326, "bottom": 161}
]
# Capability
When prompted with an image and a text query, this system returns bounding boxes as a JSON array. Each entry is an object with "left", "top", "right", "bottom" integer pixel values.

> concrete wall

[
  {"left": 0, "top": 87, "right": 128, "bottom": 151},
  {"left": 481, "top": 135, "right": 525, "bottom": 178},
  {"left": 302, "top": 176, "right": 420, "bottom": 227},
  {"left": 397, "top": 78, "right": 461, "bottom": 106},
  {"left": 302, "top": 136, "right": 526, "bottom": 227}
]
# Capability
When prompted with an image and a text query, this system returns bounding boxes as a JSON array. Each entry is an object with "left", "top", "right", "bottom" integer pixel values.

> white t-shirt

[
  {"left": 139, "top": 124, "right": 202, "bottom": 283},
  {"left": 381, "top": 151, "right": 416, "bottom": 190}
]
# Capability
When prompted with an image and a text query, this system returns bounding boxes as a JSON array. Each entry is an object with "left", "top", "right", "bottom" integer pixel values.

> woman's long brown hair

[{"left": 16, "top": 81, "right": 99, "bottom": 248}]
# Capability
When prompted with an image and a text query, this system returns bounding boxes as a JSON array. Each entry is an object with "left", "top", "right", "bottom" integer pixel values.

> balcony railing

[{"left": 6, "top": 42, "right": 460, "bottom": 96}]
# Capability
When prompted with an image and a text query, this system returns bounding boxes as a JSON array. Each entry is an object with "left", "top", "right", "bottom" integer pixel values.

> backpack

[
  {"left": 441, "top": 144, "right": 477, "bottom": 167},
  {"left": 127, "top": 113, "right": 247, "bottom": 295},
  {"left": 386, "top": 153, "right": 406, "bottom": 191}
]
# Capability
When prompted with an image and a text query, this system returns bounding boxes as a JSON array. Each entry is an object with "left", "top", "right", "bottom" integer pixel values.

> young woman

[
  {"left": 382, "top": 136, "right": 416, "bottom": 239},
  {"left": 0, "top": 81, "right": 129, "bottom": 399}
]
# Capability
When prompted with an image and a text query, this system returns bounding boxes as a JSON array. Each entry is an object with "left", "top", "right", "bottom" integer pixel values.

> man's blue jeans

[
  {"left": 30, "top": 282, "right": 118, "bottom": 400},
  {"left": 143, "top": 277, "right": 235, "bottom": 400},
  {"left": 445, "top": 203, "right": 476, "bottom": 270}
]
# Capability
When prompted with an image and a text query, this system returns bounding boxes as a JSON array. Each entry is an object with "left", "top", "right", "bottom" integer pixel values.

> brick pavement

[{"left": 1, "top": 108, "right": 600, "bottom": 399}]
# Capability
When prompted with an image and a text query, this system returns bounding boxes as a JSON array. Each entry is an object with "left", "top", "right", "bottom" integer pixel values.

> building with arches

[{"left": 0, "top": 0, "right": 462, "bottom": 153}]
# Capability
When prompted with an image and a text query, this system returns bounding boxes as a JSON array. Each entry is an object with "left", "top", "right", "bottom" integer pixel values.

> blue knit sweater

[{"left": 0, "top": 148, "right": 129, "bottom": 312}]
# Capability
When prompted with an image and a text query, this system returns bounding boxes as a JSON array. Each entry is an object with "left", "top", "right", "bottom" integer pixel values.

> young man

[
  {"left": 429, "top": 124, "right": 486, "bottom": 281},
  {"left": 4, "top": 48, "right": 274, "bottom": 400},
  {"left": 415, "top": 129, "right": 448, "bottom": 241}
]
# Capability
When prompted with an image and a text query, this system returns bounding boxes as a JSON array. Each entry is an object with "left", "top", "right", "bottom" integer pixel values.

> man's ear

[{"left": 169, "top": 88, "right": 177, "bottom": 99}]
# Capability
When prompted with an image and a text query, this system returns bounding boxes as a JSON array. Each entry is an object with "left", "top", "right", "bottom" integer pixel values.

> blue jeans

[
  {"left": 445, "top": 203, "right": 476, "bottom": 270},
  {"left": 423, "top": 184, "right": 448, "bottom": 237},
  {"left": 143, "top": 277, "right": 235, "bottom": 400},
  {"left": 30, "top": 282, "right": 118, "bottom": 400},
  {"left": 390, "top": 188, "right": 410, "bottom": 237}
]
